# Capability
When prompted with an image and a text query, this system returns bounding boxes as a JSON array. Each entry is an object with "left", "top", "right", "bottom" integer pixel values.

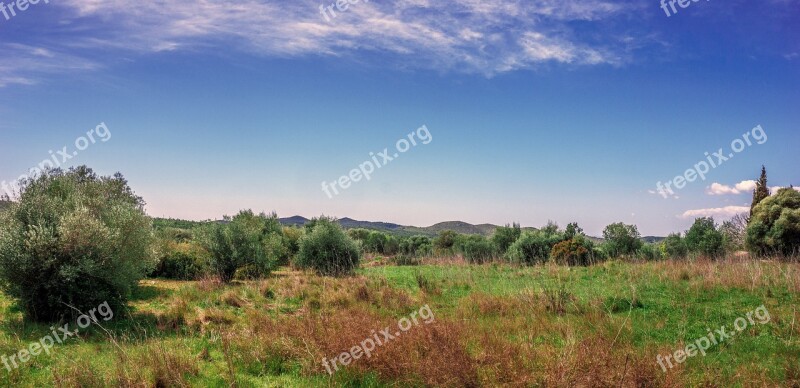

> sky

[{"left": 0, "top": 0, "right": 798, "bottom": 236}]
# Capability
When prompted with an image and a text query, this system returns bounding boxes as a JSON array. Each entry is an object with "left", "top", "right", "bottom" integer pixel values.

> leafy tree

[
  {"left": 491, "top": 223, "right": 521, "bottom": 255},
  {"left": 0, "top": 167, "right": 154, "bottom": 321},
  {"left": 746, "top": 188, "right": 800, "bottom": 256},
  {"left": 199, "top": 210, "right": 283, "bottom": 282},
  {"left": 750, "top": 166, "right": 770, "bottom": 217},
  {"left": 684, "top": 217, "right": 724, "bottom": 257},
  {"left": 295, "top": 217, "right": 361, "bottom": 276},
  {"left": 564, "top": 222, "right": 584, "bottom": 240},
  {"left": 662, "top": 233, "right": 688, "bottom": 258},
  {"left": 602, "top": 223, "right": 642, "bottom": 257}
]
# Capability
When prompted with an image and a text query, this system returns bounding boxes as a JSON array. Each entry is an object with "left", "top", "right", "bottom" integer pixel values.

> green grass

[{"left": 0, "top": 260, "right": 798, "bottom": 386}]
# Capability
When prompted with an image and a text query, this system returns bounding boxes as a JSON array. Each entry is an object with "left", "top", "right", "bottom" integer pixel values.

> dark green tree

[{"left": 750, "top": 166, "right": 770, "bottom": 217}]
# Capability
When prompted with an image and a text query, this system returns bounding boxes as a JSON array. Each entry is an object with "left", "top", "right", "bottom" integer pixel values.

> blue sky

[{"left": 0, "top": 0, "right": 798, "bottom": 236}]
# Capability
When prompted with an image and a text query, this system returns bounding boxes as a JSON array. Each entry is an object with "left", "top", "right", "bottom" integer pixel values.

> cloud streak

[{"left": 0, "top": 0, "right": 642, "bottom": 87}]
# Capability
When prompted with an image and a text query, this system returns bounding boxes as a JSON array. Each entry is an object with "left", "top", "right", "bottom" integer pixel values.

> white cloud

[
  {"left": 679, "top": 206, "right": 749, "bottom": 219},
  {"left": 706, "top": 180, "right": 756, "bottom": 195}
]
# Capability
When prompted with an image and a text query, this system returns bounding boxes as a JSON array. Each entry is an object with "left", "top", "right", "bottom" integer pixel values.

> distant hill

[
  {"left": 279, "top": 216, "right": 537, "bottom": 237},
  {"left": 0, "top": 200, "right": 12, "bottom": 212}
]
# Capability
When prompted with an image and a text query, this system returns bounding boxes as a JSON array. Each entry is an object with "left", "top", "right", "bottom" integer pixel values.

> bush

[
  {"left": 457, "top": 235, "right": 495, "bottom": 264},
  {"left": 684, "top": 217, "right": 724, "bottom": 258},
  {"left": 432, "top": 230, "right": 458, "bottom": 255},
  {"left": 662, "top": 233, "right": 687, "bottom": 259},
  {"left": 491, "top": 223, "right": 521, "bottom": 256},
  {"left": 152, "top": 239, "right": 211, "bottom": 280},
  {"left": 636, "top": 243, "right": 663, "bottom": 261},
  {"left": 747, "top": 188, "right": 800, "bottom": 256},
  {"left": 400, "top": 236, "right": 432, "bottom": 257},
  {"left": 0, "top": 167, "right": 154, "bottom": 321},
  {"left": 506, "top": 231, "right": 564, "bottom": 265},
  {"left": 295, "top": 217, "right": 361, "bottom": 276},
  {"left": 280, "top": 226, "right": 304, "bottom": 266},
  {"left": 551, "top": 237, "right": 593, "bottom": 266},
  {"left": 199, "top": 210, "right": 283, "bottom": 282},
  {"left": 602, "top": 222, "right": 643, "bottom": 258}
]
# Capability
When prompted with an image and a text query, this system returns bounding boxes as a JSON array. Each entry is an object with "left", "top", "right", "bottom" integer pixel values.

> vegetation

[
  {"left": 747, "top": 187, "right": 800, "bottom": 256},
  {"left": 198, "top": 210, "right": 284, "bottom": 282},
  {"left": 0, "top": 167, "right": 153, "bottom": 321},
  {"left": 295, "top": 217, "right": 361, "bottom": 276},
  {"left": 684, "top": 217, "right": 725, "bottom": 258},
  {"left": 602, "top": 222, "right": 643, "bottom": 258}
]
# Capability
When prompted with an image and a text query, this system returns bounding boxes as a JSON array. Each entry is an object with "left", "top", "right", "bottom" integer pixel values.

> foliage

[
  {"left": 506, "top": 230, "right": 565, "bottom": 265},
  {"left": 0, "top": 166, "right": 154, "bottom": 321},
  {"left": 280, "top": 226, "right": 305, "bottom": 265},
  {"left": 602, "top": 222, "right": 642, "bottom": 258},
  {"left": 720, "top": 213, "right": 748, "bottom": 252},
  {"left": 662, "top": 233, "right": 688, "bottom": 259},
  {"left": 684, "top": 217, "right": 724, "bottom": 257},
  {"left": 152, "top": 238, "right": 211, "bottom": 280},
  {"left": 455, "top": 235, "right": 495, "bottom": 264},
  {"left": 750, "top": 165, "right": 770, "bottom": 217},
  {"left": 198, "top": 210, "right": 284, "bottom": 282},
  {"left": 550, "top": 237, "right": 593, "bottom": 266},
  {"left": 432, "top": 230, "right": 458, "bottom": 254},
  {"left": 400, "top": 236, "right": 432, "bottom": 257},
  {"left": 747, "top": 188, "right": 800, "bottom": 256},
  {"left": 491, "top": 223, "right": 521, "bottom": 256},
  {"left": 295, "top": 217, "right": 361, "bottom": 276},
  {"left": 636, "top": 243, "right": 663, "bottom": 261}
]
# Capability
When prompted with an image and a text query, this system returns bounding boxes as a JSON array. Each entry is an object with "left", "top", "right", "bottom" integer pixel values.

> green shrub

[
  {"left": 506, "top": 231, "right": 565, "bottom": 265},
  {"left": 457, "top": 235, "right": 495, "bottom": 264},
  {"left": 636, "top": 243, "right": 663, "bottom": 261},
  {"left": 684, "top": 217, "right": 724, "bottom": 258},
  {"left": 280, "top": 226, "right": 304, "bottom": 266},
  {"left": 491, "top": 223, "right": 521, "bottom": 256},
  {"left": 152, "top": 240, "right": 211, "bottom": 280},
  {"left": 0, "top": 167, "right": 154, "bottom": 321},
  {"left": 433, "top": 230, "right": 458, "bottom": 255},
  {"left": 399, "top": 236, "right": 432, "bottom": 257},
  {"left": 199, "top": 210, "right": 283, "bottom": 282},
  {"left": 747, "top": 188, "right": 800, "bottom": 256},
  {"left": 295, "top": 217, "right": 361, "bottom": 276},
  {"left": 662, "top": 233, "right": 687, "bottom": 259}
]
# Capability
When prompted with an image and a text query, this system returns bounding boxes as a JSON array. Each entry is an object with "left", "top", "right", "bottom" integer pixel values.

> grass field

[{"left": 1, "top": 258, "right": 799, "bottom": 387}]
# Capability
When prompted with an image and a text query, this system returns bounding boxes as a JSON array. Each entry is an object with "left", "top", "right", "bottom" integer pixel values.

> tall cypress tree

[{"left": 750, "top": 165, "right": 770, "bottom": 217}]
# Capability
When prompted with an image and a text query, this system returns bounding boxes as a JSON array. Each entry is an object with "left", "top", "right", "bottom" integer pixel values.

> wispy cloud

[
  {"left": 0, "top": 44, "right": 99, "bottom": 87},
  {"left": 3, "top": 0, "right": 638, "bottom": 86}
]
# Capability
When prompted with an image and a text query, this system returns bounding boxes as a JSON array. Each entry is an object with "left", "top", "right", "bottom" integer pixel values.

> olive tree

[{"left": 0, "top": 167, "right": 154, "bottom": 321}]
